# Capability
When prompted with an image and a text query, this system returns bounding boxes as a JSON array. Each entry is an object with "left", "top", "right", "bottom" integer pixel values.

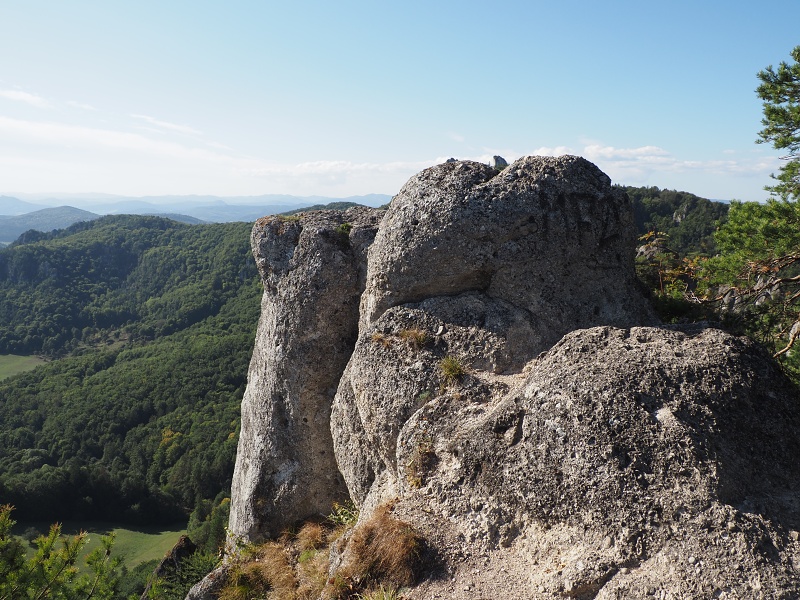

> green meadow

[
  {"left": 13, "top": 520, "right": 186, "bottom": 572},
  {"left": 0, "top": 354, "right": 45, "bottom": 380}
]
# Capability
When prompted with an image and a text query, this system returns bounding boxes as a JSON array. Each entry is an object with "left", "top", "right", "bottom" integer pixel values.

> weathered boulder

[
  {"left": 359, "top": 156, "right": 655, "bottom": 355},
  {"left": 384, "top": 325, "right": 800, "bottom": 598},
  {"left": 336, "top": 155, "right": 657, "bottom": 510},
  {"left": 227, "top": 206, "right": 382, "bottom": 542}
]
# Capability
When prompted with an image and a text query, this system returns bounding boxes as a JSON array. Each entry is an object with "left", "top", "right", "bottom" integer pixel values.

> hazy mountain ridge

[
  {"left": 0, "top": 193, "right": 393, "bottom": 244},
  {"left": 0, "top": 193, "right": 392, "bottom": 221},
  {"left": 0, "top": 206, "right": 100, "bottom": 244}
]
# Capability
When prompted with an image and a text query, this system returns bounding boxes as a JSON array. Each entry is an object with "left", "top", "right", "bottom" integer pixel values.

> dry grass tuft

[
  {"left": 355, "top": 584, "right": 401, "bottom": 600},
  {"left": 220, "top": 541, "right": 297, "bottom": 600},
  {"left": 217, "top": 501, "right": 422, "bottom": 600},
  {"left": 438, "top": 355, "right": 466, "bottom": 386},
  {"left": 296, "top": 547, "right": 330, "bottom": 599},
  {"left": 406, "top": 437, "right": 436, "bottom": 489},
  {"left": 397, "top": 328, "right": 430, "bottom": 350},
  {"left": 331, "top": 503, "right": 422, "bottom": 597},
  {"left": 297, "top": 521, "right": 326, "bottom": 552},
  {"left": 370, "top": 332, "right": 393, "bottom": 348}
]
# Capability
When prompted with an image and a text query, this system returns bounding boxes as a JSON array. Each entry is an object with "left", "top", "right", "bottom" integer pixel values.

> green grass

[
  {"left": 13, "top": 520, "right": 186, "bottom": 572},
  {"left": 0, "top": 354, "right": 46, "bottom": 379}
]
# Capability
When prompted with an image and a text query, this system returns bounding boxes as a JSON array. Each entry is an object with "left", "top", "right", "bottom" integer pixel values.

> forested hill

[
  {"left": 0, "top": 214, "right": 257, "bottom": 356},
  {"left": 617, "top": 185, "right": 729, "bottom": 255},
  {"left": 0, "top": 216, "right": 261, "bottom": 524}
]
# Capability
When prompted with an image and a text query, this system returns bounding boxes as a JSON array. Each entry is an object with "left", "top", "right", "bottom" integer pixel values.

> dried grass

[
  {"left": 332, "top": 503, "right": 422, "bottom": 596},
  {"left": 218, "top": 502, "right": 421, "bottom": 600},
  {"left": 371, "top": 332, "right": 393, "bottom": 348},
  {"left": 219, "top": 541, "right": 297, "bottom": 600},
  {"left": 296, "top": 521, "right": 325, "bottom": 552},
  {"left": 398, "top": 328, "right": 430, "bottom": 350}
]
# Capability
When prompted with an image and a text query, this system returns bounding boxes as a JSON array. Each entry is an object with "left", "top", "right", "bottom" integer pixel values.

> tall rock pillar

[{"left": 228, "top": 206, "right": 381, "bottom": 542}]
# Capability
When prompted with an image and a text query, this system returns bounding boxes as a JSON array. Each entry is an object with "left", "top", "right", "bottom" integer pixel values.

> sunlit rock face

[{"left": 225, "top": 157, "right": 800, "bottom": 598}]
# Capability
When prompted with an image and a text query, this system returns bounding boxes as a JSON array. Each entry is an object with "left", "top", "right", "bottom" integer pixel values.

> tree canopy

[
  {"left": 757, "top": 45, "right": 800, "bottom": 201},
  {"left": 0, "top": 217, "right": 261, "bottom": 525},
  {"left": 665, "top": 46, "right": 800, "bottom": 377}
]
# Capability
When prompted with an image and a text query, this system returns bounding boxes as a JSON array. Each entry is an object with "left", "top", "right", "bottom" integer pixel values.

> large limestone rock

[
  {"left": 224, "top": 155, "right": 800, "bottom": 597},
  {"left": 227, "top": 206, "right": 382, "bottom": 542},
  {"left": 336, "top": 155, "right": 657, "bottom": 509},
  {"left": 359, "top": 156, "right": 654, "bottom": 353},
  {"left": 377, "top": 324, "right": 800, "bottom": 598}
]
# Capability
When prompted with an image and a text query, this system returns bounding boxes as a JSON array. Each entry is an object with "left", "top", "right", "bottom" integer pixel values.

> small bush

[
  {"left": 438, "top": 355, "right": 466, "bottom": 386},
  {"left": 327, "top": 500, "right": 360, "bottom": 528},
  {"left": 335, "top": 222, "right": 353, "bottom": 236},
  {"left": 334, "top": 222, "right": 353, "bottom": 249}
]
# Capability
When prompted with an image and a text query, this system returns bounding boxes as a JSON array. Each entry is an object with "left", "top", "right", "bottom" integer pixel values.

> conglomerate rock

[
  {"left": 384, "top": 324, "right": 800, "bottom": 598},
  {"left": 358, "top": 155, "right": 656, "bottom": 350},
  {"left": 220, "top": 156, "right": 800, "bottom": 598},
  {"left": 227, "top": 206, "right": 382, "bottom": 542}
]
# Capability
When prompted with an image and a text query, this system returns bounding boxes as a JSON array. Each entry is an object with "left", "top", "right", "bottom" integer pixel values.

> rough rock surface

[
  {"left": 384, "top": 325, "right": 800, "bottom": 598},
  {"left": 222, "top": 156, "right": 800, "bottom": 598},
  {"left": 336, "top": 155, "right": 656, "bottom": 511},
  {"left": 184, "top": 565, "right": 230, "bottom": 600},
  {"left": 358, "top": 156, "right": 655, "bottom": 350},
  {"left": 227, "top": 206, "right": 382, "bottom": 542}
]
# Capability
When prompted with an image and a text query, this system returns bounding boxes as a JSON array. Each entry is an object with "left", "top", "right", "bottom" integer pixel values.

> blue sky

[{"left": 0, "top": 1, "right": 798, "bottom": 201}]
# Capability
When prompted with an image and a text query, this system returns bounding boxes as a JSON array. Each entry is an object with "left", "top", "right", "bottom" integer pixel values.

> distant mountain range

[
  {"left": 0, "top": 193, "right": 392, "bottom": 244},
  {"left": 0, "top": 206, "right": 100, "bottom": 244}
]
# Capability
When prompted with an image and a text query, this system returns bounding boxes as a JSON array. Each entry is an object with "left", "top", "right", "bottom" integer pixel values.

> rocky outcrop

[
  {"left": 225, "top": 155, "right": 800, "bottom": 597},
  {"left": 383, "top": 325, "right": 800, "bottom": 598},
  {"left": 358, "top": 156, "right": 654, "bottom": 346},
  {"left": 337, "top": 155, "right": 656, "bottom": 511},
  {"left": 227, "top": 206, "right": 382, "bottom": 542}
]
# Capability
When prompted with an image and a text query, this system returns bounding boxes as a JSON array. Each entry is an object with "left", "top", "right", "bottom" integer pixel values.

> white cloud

[
  {"left": 0, "top": 116, "right": 225, "bottom": 162},
  {"left": 130, "top": 114, "right": 202, "bottom": 136},
  {"left": 0, "top": 89, "right": 51, "bottom": 109},
  {"left": 580, "top": 143, "right": 780, "bottom": 182},
  {"left": 68, "top": 100, "right": 97, "bottom": 111}
]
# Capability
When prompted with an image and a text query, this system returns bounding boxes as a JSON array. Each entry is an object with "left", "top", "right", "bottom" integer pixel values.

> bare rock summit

[{"left": 222, "top": 156, "right": 800, "bottom": 598}]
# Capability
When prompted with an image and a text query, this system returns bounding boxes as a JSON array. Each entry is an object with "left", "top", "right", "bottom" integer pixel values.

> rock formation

[
  {"left": 227, "top": 206, "right": 382, "bottom": 542},
  {"left": 223, "top": 155, "right": 800, "bottom": 598}
]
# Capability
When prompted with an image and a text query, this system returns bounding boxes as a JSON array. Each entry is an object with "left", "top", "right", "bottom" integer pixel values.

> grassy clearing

[
  {"left": 0, "top": 354, "right": 46, "bottom": 379},
  {"left": 13, "top": 520, "right": 185, "bottom": 572}
]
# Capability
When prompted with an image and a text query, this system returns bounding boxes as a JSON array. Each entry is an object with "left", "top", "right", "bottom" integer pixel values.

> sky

[{"left": 0, "top": 1, "right": 798, "bottom": 203}]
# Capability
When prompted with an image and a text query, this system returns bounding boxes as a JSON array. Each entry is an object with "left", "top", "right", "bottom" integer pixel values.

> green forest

[{"left": 0, "top": 216, "right": 261, "bottom": 528}]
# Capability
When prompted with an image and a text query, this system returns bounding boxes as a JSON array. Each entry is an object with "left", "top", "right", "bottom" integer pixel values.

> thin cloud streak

[
  {"left": 130, "top": 114, "right": 202, "bottom": 136},
  {"left": 67, "top": 101, "right": 97, "bottom": 111},
  {"left": 0, "top": 116, "right": 224, "bottom": 162},
  {"left": 0, "top": 89, "right": 52, "bottom": 109}
]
